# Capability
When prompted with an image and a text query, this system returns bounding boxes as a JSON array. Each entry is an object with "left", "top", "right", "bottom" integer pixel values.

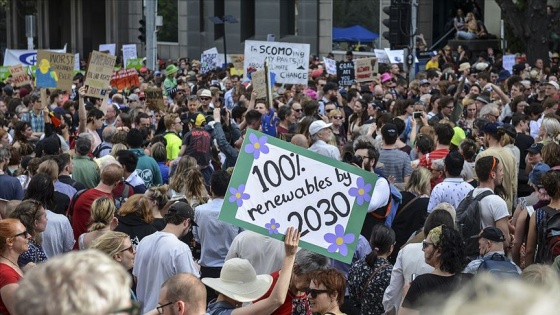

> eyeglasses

[
  {"left": 422, "top": 240, "right": 436, "bottom": 249},
  {"left": 293, "top": 108, "right": 302, "bottom": 112},
  {"left": 120, "top": 244, "right": 135, "bottom": 254},
  {"left": 112, "top": 301, "right": 143, "bottom": 315},
  {"left": 13, "top": 230, "right": 29, "bottom": 238},
  {"left": 157, "top": 301, "right": 175, "bottom": 314},
  {"left": 332, "top": 116, "right": 343, "bottom": 119},
  {"left": 306, "top": 289, "right": 329, "bottom": 298},
  {"left": 200, "top": 97, "right": 211, "bottom": 101}
]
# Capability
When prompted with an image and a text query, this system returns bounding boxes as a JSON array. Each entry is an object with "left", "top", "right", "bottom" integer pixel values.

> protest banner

[
  {"left": 35, "top": 50, "right": 75, "bottom": 90},
  {"left": 384, "top": 49, "right": 419, "bottom": 64},
  {"left": 219, "top": 130, "right": 377, "bottom": 263},
  {"left": 201, "top": 47, "right": 219, "bottom": 74},
  {"left": 122, "top": 44, "right": 138, "bottom": 69},
  {"left": 244, "top": 40, "right": 310, "bottom": 85},
  {"left": 323, "top": 57, "right": 337, "bottom": 75},
  {"left": 502, "top": 54, "right": 515, "bottom": 74},
  {"left": 3, "top": 47, "right": 67, "bottom": 66},
  {"left": 84, "top": 51, "right": 117, "bottom": 98},
  {"left": 99, "top": 43, "right": 116, "bottom": 56},
  {"left": 145, "top": 87, "right": 165, "bottom": 111},
  {"left": 126, "top": 58, "right": 143, "bottom": 70},
  {"left": 374, "top": 49, "right": 390, "bottom": 64},
  {"left": 354, "top": 58, "right": 376, "bottom": 83},
  {"left": 9, "top": 64, "right": 32, "bottom": 87},
  {"left": 110, "top": 68, "right": 140, "bottom": 91},
  {"left": 337, "top": 61, "right": 355, "bottom": 86}
]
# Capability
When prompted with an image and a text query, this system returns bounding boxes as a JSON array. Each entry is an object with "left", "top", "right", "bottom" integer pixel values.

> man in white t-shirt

[
  {"left": 472, "top": 156, "right": 511, "bottom": 249},
  {"left": 133, "top": 201, "right": 200, "bottom": 313}
]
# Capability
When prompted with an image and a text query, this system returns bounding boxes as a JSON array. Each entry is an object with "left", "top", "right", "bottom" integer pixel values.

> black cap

[
  {"left": 471, "top": 226, "right": 505, "bottom": 242},
  {"left": 512, "top": 63, "right": 525, "bottom": 75},
  {"left": 526, "top": 142, "right": 544, "bottom": 154},
  {"left": 168, "top": 201, "right": 197, "bottom": 226},
  {"left": 381, "top": 123, "right": 399, "bottom": 140}
]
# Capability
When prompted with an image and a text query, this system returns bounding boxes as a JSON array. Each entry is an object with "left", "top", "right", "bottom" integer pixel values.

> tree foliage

[
  {"left": 333, "top": 0, "right": 379, "bottom": 34},
  {"left": 157, "top": 0, "right": 178, "bottom": 42}
]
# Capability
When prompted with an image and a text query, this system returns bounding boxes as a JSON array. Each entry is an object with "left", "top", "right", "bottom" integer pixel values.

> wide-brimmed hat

[
  {"left": 165, "top": 64, "right": 179, "bottom": 76},
  {"left": 202, "top": 258, "right": 273, "bottom": 302},
  {"left": 458, "top": 62, "right": 471, "bottom": 72}
]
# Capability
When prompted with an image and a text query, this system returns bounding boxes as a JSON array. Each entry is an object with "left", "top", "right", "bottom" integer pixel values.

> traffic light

[
  {"left": 138, "top": 19, "right": 146, "bottom": 43},
  {"left": 382, "top": 1, "right": 410, "bottom": 49}
]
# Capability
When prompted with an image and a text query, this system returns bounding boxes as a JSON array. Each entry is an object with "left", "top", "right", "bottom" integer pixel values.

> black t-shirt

[
  {"left": 389, "top": 191, "right": 429, "bottom": 264},
  {"left": 515, "top": 132, "right": 534, "bottom": 170},
  {"left": 402, "top": 273, "right": 473, "bottom": 312},
  {"left": 182, "top": 127, "right": 212, "bottom": 167}
]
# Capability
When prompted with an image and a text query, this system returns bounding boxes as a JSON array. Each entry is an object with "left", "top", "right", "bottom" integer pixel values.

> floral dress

[{"left": 348, "top": 257, "right": 393, "bottom": 315}]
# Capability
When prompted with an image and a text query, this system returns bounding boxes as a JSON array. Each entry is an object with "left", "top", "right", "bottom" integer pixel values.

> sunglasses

[
  {"left": 332, "top": 116, "right": 343, "bottom": 119},
  {"left": 200, "top": 97, "right": 211, "bottom": 101},
  {"left": 13, "top": 230, "right": 30, "bottom": 238},
  {"left": 293, "top": 108, "right": 302, "bottom": 112},
  {"left": 306, "top": 289, "right": 329, "bottom": 298},
  {"left": 120, "top": 244, "right": 135, "bottom": 254},
  {"left": 422, "top": 240, "right": 435, "bottom": 249}
]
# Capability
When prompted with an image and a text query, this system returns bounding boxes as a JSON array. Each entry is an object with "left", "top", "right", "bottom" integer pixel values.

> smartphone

[
  {"left": 413, "top": 111, "right": 423, "bottom": 119},
  {"left": 411, "top": 273, "right": 417, "bottom": 281}
]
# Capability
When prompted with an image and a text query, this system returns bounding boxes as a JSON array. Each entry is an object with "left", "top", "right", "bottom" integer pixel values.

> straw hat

[{"left": 202, "top": 258, "right": 273, "bottom": 302}]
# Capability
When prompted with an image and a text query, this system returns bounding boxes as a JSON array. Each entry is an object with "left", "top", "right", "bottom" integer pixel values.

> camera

[
  {"left": 342, "top": 152, "right": 363, "bottom": 166},
  {"left": 413, "top": 111, "right": 423, "bottom": 119}
]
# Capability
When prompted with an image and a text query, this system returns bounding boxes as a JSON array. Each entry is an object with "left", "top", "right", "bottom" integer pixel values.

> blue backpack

[
  {"left": 477, "top": 253, "right": 520, "bottom": 277},
  {"left": 370, "top": 178, "right": 402, "bottom": 228}
]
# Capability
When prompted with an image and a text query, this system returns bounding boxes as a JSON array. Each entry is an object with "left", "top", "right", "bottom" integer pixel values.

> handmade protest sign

[
  {"left": 145, "top": 87, "right": 165, "bottom": 111},
  {"left": 374, "top": 49, "right": 390, "bottom": 64},
  {"left": 201, "top": 48, "right": 219, "bottom": 74},
  {"left": 219, "top": 130, "right": 377, "bottom": 263},
  {"left": 0, "top": 66, "right": 10, "bottom": 81},
  {"left": 126, "top": 58, "right": 143, "bottom": 70},
  {"left": 99, "top": 44, "right": 116, "bottom": 56},
  {"left": 35, "top": 50, "right": 75, "bottom": 90},
  {"left": 84, "top": 51, "right": 117, "bottom": 98},
  {"left": 354, "top": 58, "right": 376, "bottom": 83},
  {"left": 122, "top": 44, "right": 138, "bottom": 68},
  {"left": 251, "top": 69, "right": 267, "bottom": 99},
  {"left": 502, "top": 54, "right": 515, "bottom": 74},
  {"left": 323, "top": 57, "right": 337, "bottom": 75},
  {"left": 10, "top": 64, "right": 32, "bottom": 87},
  {"left": 337, "top": 61, "right": 355, "bottom": 87},
  {"left": 110, "top": 69, "right": 140, "bottom": 90},
  {"left": 244, "top": 40, "right": 310, "bottom": 85}
]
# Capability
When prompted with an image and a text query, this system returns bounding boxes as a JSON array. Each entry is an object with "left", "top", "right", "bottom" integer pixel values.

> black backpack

[
  {"left": 536, "top": 207, "right": 560, "bottom": 263},
  {"left": 477, "top": 253, "right": 520, "bottom": 277},
  {"left": 92, "top": 142, "right": 112, "bottom": 158},
  {"left": 455, "top": 189, "right": 494, "bottom": 259}
]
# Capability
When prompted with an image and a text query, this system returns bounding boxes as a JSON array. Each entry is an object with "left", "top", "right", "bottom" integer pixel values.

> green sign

[
  {"left": 126, "top": 58, "right": 143, "bottom": 70},
  {"left": 0, "top": 66, "right": 10, "bottom": 81},
  {"left": 219, "top": 130, "right": 378, "bottom": 263}
]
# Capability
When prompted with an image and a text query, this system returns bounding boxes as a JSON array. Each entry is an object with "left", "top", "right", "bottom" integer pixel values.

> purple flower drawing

[
  {"left": 228, "top": 184, "right": 251, "bottom": 207},
  {"left": 324, "top": 224, "right": 355, "bottom": 256},
  {"left": 265, "top": 219, "right": 280, "bottom": 234},
  {"left": 348, "top": 177, "right": 372, "bottom": 206},
  {"left": 244, "top": 133, "right": 270, "bottom": 159}
]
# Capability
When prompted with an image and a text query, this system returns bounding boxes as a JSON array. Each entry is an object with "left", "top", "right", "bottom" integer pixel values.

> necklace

[{"left": 0, "top": 254, "right": 19, "bottom": 268}]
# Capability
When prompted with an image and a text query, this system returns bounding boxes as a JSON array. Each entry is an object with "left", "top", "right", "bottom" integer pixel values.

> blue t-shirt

[
  {"left": 261, "top": 108, "right": 280, "bottom": 137},
  {"left": 0, "top": 174, "right": 24, "bottom": 200}
]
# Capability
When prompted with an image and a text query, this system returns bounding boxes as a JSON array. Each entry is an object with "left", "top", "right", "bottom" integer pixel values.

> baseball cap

[
  {"left": 470, "top": 226, "right": 505, "bottom": 242},
  {"left": 545, "top": 81, "right": 560, "bottom": 90},
  {"left": 168, "top": 201, "right": 197, "bottom": 226},
  {"left": 309, "top": 120, "right": 333, "bottom": 136},
  {"left": 189, "top": 113, "right": 206, "bottom": 127},
  {"left": 526, "top": 142, "right": 544, "bottom": 154},
  {"left": 512, "top": 63, "right": 525, "bottom": 75},
  {"left": 529, "top": 162, "right": 551, "bottom": 187},
  {"left": 381, "top": 123, "right": 399, "bottom": 139},
  {"left": 419, "top": 79, "right": 430, "bottom": 86},
  {"left": 128, "top": 93, "right": 139, "bottom": 102},
  {"left": 430, "top": 51, "right": 438, "bottom": 57},
  {"left": 450, "top": 127, "right": 466, "bottom": 146},
  {"left": 200, "top": 89, "right": 212, "bottom": 98},
  {"left": 481, "top": 122, "right": 502, "bottom": 135},
  {"left": 475, "top": 94, "right": 491, "bottom": 105}
]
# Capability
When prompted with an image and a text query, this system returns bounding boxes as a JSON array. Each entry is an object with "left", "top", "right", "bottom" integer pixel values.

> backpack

[
  {"left": 370, "top": 177, "right": 402, "bottom": 228},
  {"left": 92, "top": 142, "right": 112, "bottom": 158},
  {"left": 66, "top": 188, "right": 90, "bottom": 222},
  {"left": 113, "top": 181, "right": 133, "bottom": 210},
  {"left": 535, "top": 207, "right": 560, "bottom": 263},
  {"left": 455, "top": 189, "right": 494, "bottom": 259},
  {"left": 476, "top": 253, "right": 520, "bottom": 277}
]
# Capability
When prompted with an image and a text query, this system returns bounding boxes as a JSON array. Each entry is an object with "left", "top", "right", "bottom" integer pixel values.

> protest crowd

[{"left": 4, "top": 11, "right": 560, "bottom": 315}]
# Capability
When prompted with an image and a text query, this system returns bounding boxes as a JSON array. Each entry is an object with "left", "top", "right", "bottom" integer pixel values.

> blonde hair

[
  {"left": 164, "top": 113, "right": 179, "bottom": 130},
  {"left": 37, "top": 160, "right": 59, "bottom": 181},
  {"left": 117, "top": 194, "right": 154, "bottom": 224},
  {"left": 404, "top": 167, "right": 431, "bottom": 195},
  {"left": 169, "top": 156, "right": 197, "bottom": 192},
  {"left": 184, "top": 168, "right": 210, "bottom": 206},
  {"left": 110, "top": 143, "right": 128, "bottom": 157},
  {"left": 522, "top": 264, "right": 560, "bottom": 288},
  {"left": 90, "top": 231, "right": 130, "bottom": 259},
  {"left": 88, "top": 197, "right": 116, "bottom": 232},
  {"left": 147, "top": 185, "right": 169, "bottom": 209}
]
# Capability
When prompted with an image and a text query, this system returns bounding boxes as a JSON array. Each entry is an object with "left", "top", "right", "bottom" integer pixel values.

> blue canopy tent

[{"left": 332, "top": 25, "right": 379, "bottom": 42}]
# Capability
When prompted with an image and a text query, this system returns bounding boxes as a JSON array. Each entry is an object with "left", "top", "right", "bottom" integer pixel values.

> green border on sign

[{"left": 219, "top": 130, "right": 378, "bottom": 264}]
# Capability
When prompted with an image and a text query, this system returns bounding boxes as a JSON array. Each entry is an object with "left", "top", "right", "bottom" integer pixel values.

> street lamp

[{"left": 209, "top": 15, "right": 238, "bottom": 69}]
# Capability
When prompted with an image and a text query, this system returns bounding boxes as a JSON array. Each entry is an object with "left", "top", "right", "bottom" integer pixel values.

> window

[
  {"left": 240, "top": 0, "right": 255, "bottom": 41},
  {"left": 213, "top": 0, "right": 224, "bottom": 40},
  {"left": 280, "top": 0, "right": 298, "bottom": 37},
  {"left": 157, "top": 0, "right": 178, "bottom": 42}
]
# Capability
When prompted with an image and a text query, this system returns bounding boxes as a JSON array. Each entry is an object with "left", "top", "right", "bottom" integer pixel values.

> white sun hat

[{"left": 201, "top": 258, "right": 273, "bottom": 302}]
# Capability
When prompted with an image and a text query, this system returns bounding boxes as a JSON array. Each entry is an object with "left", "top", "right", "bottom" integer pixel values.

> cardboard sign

[
  {"left": 145, "top": 87, "right": 165, "bottom": 111},
  {"left": 219, "top": 130, "right": 378, "bottom": 263},
  {"left": 251, "top": 69, "right": 267, "bottom": 99},
  {"left": 374, "top": 49, "right": 390, "bottom": 64},
  {"left": 110, "top": 68, "right": 140, "bottom": 90},
  {"left": 244, "top": 40, "right": 310, "bottom": 85},
  {"left": 323, "top": 57, "right": 337, "bottom": 75},
  {"left": 99, "top": 43, "right": 116, "bottom": 56},
  {"left": 126, "top": 58, "right": 143, "bottom": 70},
  {"left": 201, "top": 47, "right": 219, "bottom": 74},
  {"left": 122, "top": 44, "right": 138, "bottom": 69},
  {"left": 84, "top": 51, "right": 117, "bottom": 98},
  {"left": 337, "top": 61, "right": 355, "bottom": 86},
  {"left": 354, "top": 58, "right": 376, "bottom": 83},
  {"left": 502, "top": 54, "right": 515, "bottom": 74},
  {"left": 35, "top": 50, "right": 75, "bottom": 90},
  {"left": 10, "top": 64, "right": 32, "bottom": 87}
]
